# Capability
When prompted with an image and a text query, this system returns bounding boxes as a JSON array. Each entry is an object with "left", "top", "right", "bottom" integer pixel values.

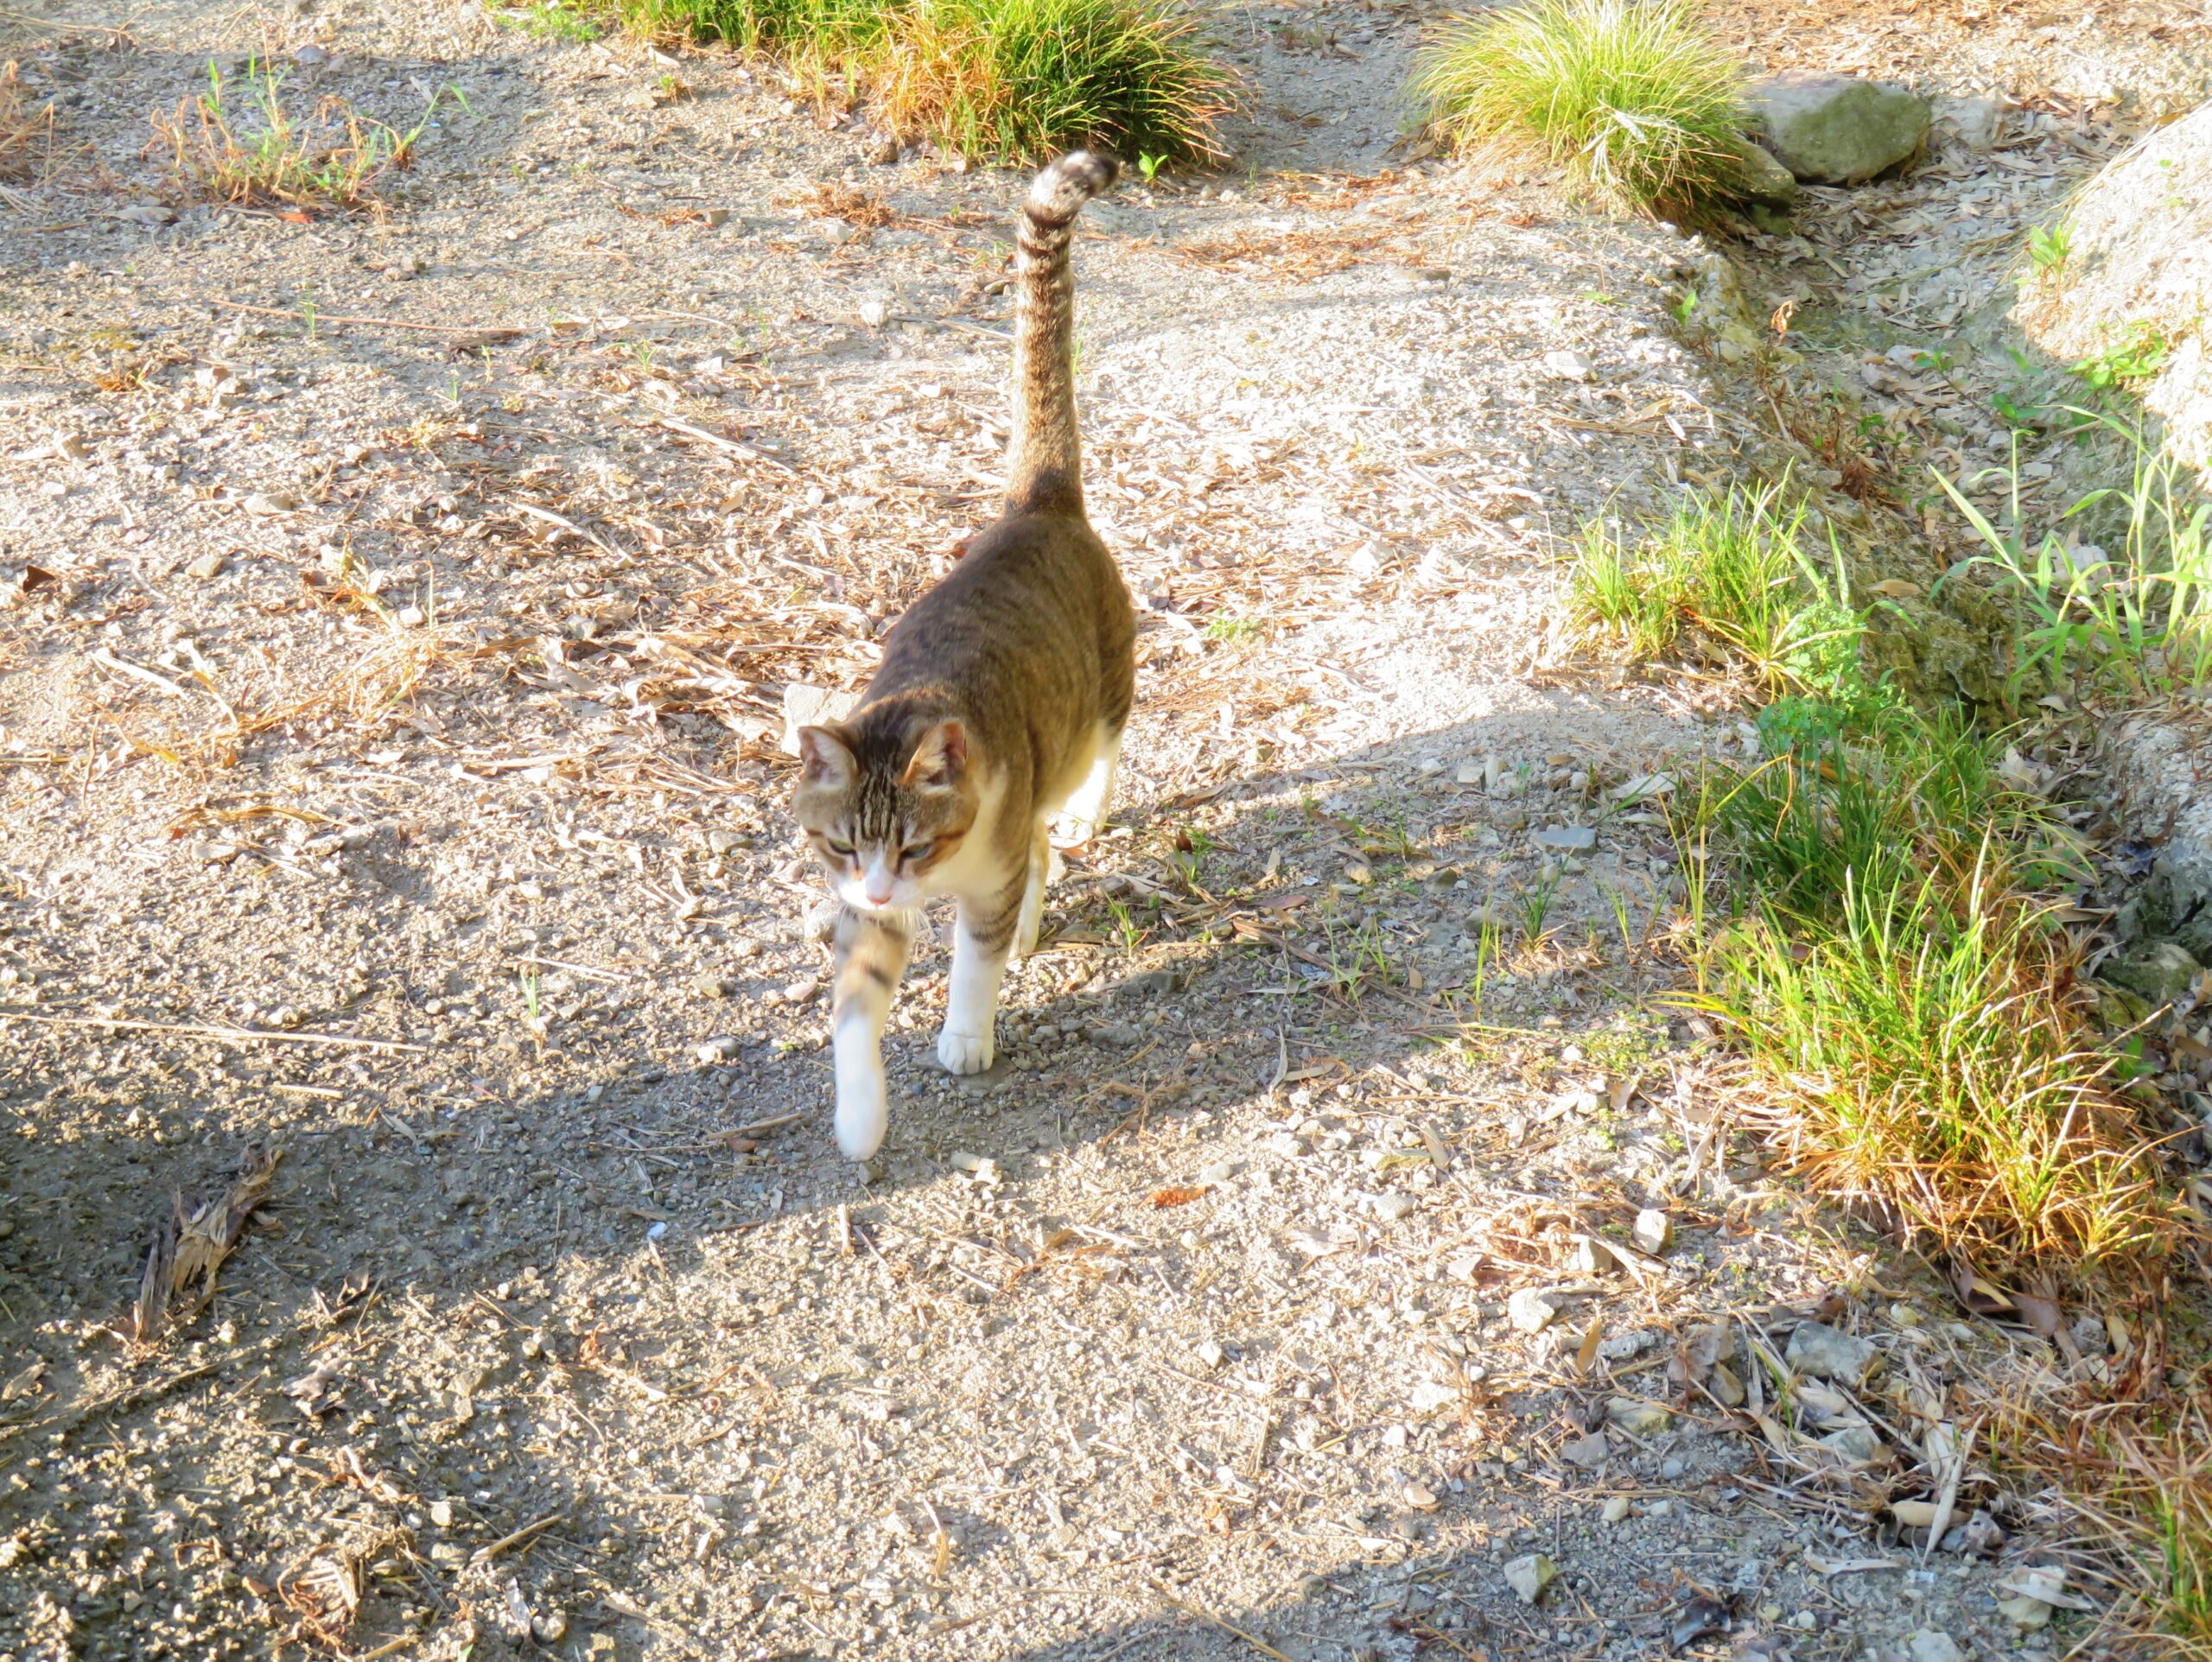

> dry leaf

[
  {"left": 1149, "top": 1185, "right": 1208, "bottom": 1209},
  {"left": 1573, "top": 1319, "right": 1602, "bottom": 1378},
  {"left": 130, "top": 1145, "right": 281, "bottom": 1344}
]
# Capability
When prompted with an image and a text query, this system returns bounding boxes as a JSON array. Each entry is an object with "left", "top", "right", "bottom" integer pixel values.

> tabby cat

[{"left": 791, "top": 150, "right": 1136, "bottom": 1162}]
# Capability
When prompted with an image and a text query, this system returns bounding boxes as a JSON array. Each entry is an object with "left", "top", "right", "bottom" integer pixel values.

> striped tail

[{"left": 1006, "top": 149, "right": 1119, "bottom": 516}]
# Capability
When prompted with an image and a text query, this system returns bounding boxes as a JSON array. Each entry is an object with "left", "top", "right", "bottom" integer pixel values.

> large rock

[
  {"left": 2022, "top": 98, "right": 2212, "bottom": 488},
  {"left": 1749, "top": 73, "right": 1931, "bottom": 184}
]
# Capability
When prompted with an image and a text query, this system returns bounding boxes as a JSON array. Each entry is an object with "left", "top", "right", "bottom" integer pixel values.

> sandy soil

[{"left": 0, "top": 2, "right": 2201, "bottom": 1660}]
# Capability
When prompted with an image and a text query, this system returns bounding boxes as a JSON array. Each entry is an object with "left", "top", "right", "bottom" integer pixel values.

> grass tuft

[
  {"left": 150, "top": 60, "right": 449, "bottom": 212},
  {"left": 1566, "top": 479, "right": 1861, "bottom": 696},
  {"left": 874, "top": 0, "right": 1231, "bottom": 166},
  {"left": 1410, "top": 0, "right": 1748, "bottom": 214},
  {"left": 1567, "top": 482, "right": 2189, "bottom": 1277},
  {"left": 1680, "top": 688, "right": 2184, "bottom": 1275},
  {"left": 621, "top": 0, "right": 1232, "bottom": 163}
]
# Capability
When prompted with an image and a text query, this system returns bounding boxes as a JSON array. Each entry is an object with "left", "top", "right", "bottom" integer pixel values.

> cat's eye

[
  {"left": 826, "top": 838, "right": 855, "bottom": 858},
  {"left": 901, "top": 841, "right": 934, "bottom": 864}
]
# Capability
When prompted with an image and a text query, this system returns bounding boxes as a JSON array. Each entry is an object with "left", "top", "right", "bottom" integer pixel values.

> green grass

[
  {"left": 1934, "top": 409, "right": 2212, "bottom": 701},
  {"left": 1409, "top": 0, "right": 1749, "bottom": 214},
  {"left": 488, "top": 0, "right": 607, "bottom": 39},
  {"left": 1681, "top": 686, "right": 2177, "bottom": 1274},
  {"left": 1559, "top": 478, "right": 2186, "bottom": 1276},
  {"left": 2071, "top": 320, "right": 2172, "bottom": 390},
  {"left": 1566, "top": 479, "right": 1863, "bottom": 695},
  {"left": 620, "top": 0, "right": 1232, "bottom": 162}
]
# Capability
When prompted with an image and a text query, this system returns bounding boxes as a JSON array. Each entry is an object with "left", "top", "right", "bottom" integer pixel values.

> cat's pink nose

[{"left": 864, "top": 879, "right": 894, "bottom": 906}]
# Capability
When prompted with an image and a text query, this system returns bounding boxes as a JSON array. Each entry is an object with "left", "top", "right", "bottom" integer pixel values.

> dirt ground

[{"left": 0, "top": 2, "right": 2205, "bottom": 1660}]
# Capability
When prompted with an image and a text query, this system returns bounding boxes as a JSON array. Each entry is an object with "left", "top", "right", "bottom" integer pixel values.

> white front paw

[
  {"left": 834, "top": 1065, "right": 889, "bottom": 1161},
  {"left": 937, "top": 1026, "right": 995, "bottom": 1074}
]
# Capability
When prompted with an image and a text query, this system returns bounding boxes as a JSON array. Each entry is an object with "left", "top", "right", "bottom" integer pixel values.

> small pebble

[
  {"left": 1507, "top": 1287, "right": 1560, "bottom": 1333},
  {"left": 1502, "top": 1551, "right": 1555, "bottom": 1605}
]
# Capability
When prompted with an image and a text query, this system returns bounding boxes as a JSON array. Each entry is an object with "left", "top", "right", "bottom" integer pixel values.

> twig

[
  {"left": 506, "top": 501, "right": 620, "bottom": 559},
  {"left": 471, "top": 1512, "right": 566, "bottom": 1565},
  {"left": 723, "top": 1112, "right": 804, "bottom": 1139},
  {"left": 651, "top": 416, "right": 799, "bottom": 475},
  {"left": 90, "top": 648, "right": 194, "bottom": 699},
  {"left": 0, "top": 1012, "right": 425, "bottom": 1053},
  {"left": 1146, "top": 1581, "right": 1295, "bottom": 1662}
]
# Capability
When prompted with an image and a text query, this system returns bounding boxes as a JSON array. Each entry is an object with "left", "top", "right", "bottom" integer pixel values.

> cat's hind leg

[
  {"left": 830, "top": 905, "right": 913, "bottom": 1160},
  {"left": 1052, "top": 723, "right": 1122, "bottom": 850},
  {"left": 1013, "top": 823, "right": 1050, "bottom": 961}
]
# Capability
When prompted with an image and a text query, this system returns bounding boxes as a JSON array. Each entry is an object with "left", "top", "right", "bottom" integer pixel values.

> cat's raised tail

[{"left": 1007, "top": 149, "right": 1119, "bottom": 517}]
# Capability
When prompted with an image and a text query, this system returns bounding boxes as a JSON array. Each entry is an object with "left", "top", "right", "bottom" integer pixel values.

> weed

[
  {"left": 1410, "top": 0, "right": 1748, "bottom": 215},
  {"left": 1672, "top": 283, "right": 1698, "bottom": 325},
  {"left": 1515, "top": 864, "right": 1564, "bottom": 940},
  {"left": 1464, "top": 910, "right": 1504, "bottom": 1016},
  {"left": 1933, "top": 409, "right": 2212, "bottom": 699},
  {"left": 626, "top": 0, "right": 1232, "bottom": 162},
  {"left": 488, "top": 0, "right": 605, "bottom": 38},
  {"left": 1315, "top": 913, "right": 1395, "bottom": 1003},
  {"left": 2027, "top": 219, "right": 2072, "bottom": 276},
  {"left": 1105, "top": 897, "right": 1142, "bottom": 954},
  {"left": 1565, "top": 479, "right": 1865, "bottom": 696},
  {"left": 151, "top": 60, "right": 447, "bottom": 211},
  {"left": 1135, "top": 149, "right": 1164, "bottom": 183},
  {"left": 1203, "top": 615, "right": 1258, "bottom": 644},
  {"left": 2070, "top": 320, "right": 2171, "bottom": 391}
]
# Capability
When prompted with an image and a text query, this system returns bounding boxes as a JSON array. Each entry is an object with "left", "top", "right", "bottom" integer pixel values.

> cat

[{"left": 791, "top": 150, "right": 1135, "bottom": 1163}]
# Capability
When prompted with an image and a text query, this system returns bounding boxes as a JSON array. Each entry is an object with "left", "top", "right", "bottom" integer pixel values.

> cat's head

[{"left": 792, "top": 715, "right": 975, "bottom": 913}]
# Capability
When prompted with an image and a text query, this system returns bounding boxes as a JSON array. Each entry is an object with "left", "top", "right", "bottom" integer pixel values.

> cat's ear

[
  {"left": 899, "top": 719, "right": 969, "bottom": 790},
  {"left": 797, "top": 723, "right": 857, "bottom": 787}
]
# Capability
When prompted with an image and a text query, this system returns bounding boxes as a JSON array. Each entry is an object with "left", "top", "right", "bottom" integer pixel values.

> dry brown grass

[
  {"left": 108, "top": 574, "right": 475, "bottom": 775},
  {"left": 148, "top": 61, "right": 440, "bottom": 213},
  {"left": 1173, "top": 227, "right": 1399, "bottom": 281},
  {"left": 0, "top": 60, "right": 59, "bottom": 182},
  {"left": 1980, "top": 1366, "right": 2212, "bottom": 1657}
]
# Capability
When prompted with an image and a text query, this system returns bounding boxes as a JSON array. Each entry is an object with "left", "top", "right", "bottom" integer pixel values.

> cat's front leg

[
  {"left": 939, "top": 871, "right": 1021, "bottom": 1074},
  {"left": 830, "top": 905, "right": 912, "bottom": 1160}
]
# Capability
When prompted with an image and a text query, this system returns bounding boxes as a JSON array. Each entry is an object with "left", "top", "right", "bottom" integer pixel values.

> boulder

[
  {"left": 2021, "top": 98, "right": 2212, "bottom": 489},
  {"left": 1749, "top": 73, "right": 1931, "bottom": 184}
]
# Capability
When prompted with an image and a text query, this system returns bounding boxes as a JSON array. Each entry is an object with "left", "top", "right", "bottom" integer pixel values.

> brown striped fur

[{"left": 791, "top": 150, "right": 1135, "bottom": 1163}]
